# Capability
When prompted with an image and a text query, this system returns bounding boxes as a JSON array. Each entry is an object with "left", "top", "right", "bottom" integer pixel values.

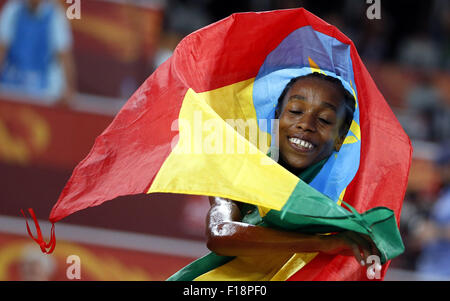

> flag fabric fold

[{"left": 24, "top": 8, "right": 412, "bottom": 281}]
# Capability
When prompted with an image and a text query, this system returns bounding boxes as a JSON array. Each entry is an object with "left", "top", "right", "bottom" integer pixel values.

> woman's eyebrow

[
  {"left": 288, "top": 95, "right": 306, "bottom": 101},
  {"left": 320, "top": 101, "right": 337, "bottom": 112},
  {"left": 288, "top": 95, "right": 337, "bottom": 112}
]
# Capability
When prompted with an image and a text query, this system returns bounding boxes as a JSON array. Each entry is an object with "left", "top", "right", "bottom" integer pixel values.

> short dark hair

[{"left": 275, "top": 73, "right": 356, "bottom": 138}]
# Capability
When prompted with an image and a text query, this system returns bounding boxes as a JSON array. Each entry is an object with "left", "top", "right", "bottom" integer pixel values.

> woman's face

[{"left": 277, "top": 77, "right": 347, "bottom": 173}]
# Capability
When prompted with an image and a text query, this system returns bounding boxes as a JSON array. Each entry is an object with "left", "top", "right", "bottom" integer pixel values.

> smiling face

[{"left": 277, "top": 76, "right": 348, "bottom": 174}]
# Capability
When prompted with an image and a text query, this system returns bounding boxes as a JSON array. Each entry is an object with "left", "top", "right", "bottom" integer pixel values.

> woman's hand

[{"left": 320, "top": 231, "right": 381, "bottom": 265}]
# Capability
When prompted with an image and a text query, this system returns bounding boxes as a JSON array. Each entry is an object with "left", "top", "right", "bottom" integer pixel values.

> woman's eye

[{"left": 319, "top": 118, "right": 331, "bottom": 124}]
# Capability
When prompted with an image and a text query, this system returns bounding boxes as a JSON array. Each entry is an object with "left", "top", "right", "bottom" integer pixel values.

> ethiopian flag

[{"left": 23, "top": 8, "right": 412, "bottom": 281}]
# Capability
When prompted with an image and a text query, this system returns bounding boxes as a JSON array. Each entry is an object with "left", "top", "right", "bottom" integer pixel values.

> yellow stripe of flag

[{"left": 148, "top": 80, "right": 299, "bottom": 211}]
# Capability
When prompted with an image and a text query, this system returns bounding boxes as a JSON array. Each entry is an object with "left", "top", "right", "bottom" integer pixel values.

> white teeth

[{"left": 289, "top": 138, "right": 314, "bottom": 150}]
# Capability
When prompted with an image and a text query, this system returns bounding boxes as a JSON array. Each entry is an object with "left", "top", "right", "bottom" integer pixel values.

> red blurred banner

[
  {"left": 0, "top": 98, "right": 113, "bottom": 170},
  {"left": 68, "top": 0, "right": 164, "bottom": 98},
  {"left": 0, "top": 232, "right": 195, "bottom": 281}
]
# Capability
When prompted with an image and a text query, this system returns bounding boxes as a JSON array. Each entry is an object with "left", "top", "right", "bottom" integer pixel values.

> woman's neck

[
  {"left": 278, "top": 156, "right": 330, "bottom": 183},
  {"left": 277, "top": 156, "right": 305, "bottom": 176}
]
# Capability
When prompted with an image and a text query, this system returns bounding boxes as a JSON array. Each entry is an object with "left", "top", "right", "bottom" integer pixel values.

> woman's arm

[{"left": 206, "top": 196, "right": 377, "bottom": 264}]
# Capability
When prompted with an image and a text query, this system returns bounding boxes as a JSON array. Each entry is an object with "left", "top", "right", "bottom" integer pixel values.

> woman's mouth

[{"left": 288, "top": 137, "right": 316, "bottom": 152}]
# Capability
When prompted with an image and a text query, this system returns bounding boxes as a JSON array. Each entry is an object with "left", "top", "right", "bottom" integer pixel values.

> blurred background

[{"left": 0, "top": 0, "right": 449, "bottom": 281}]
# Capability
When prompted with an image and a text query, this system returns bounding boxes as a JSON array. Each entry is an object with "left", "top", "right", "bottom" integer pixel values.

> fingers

[
  {"left": 349, "top": 242, "right": 369, "bottom": 266},
  {"left": 341, "top": 232, "right": 378, "bottom": 266},
  {"left": 325, "top": 231, "right": 382, "bottom": 267},
  {"left": 356, "top": 233, "right": 381, "bottom": 258},
  {"left": 337, "top": 233, "right": 364, "bottom": 264},
  {"left": 346, "top": 232, "right": 371, "bottom": 251},
  {"left": 362, "top": 247, "right": 371, "bottom": 264},
  {"left": 349, "top": 242, "right": 364, "bottom": 265}
]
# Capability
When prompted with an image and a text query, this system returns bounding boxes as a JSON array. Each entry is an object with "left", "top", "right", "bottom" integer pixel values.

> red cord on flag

[{"left": 20, "top": 208, "right": 56, "bottom": 254}]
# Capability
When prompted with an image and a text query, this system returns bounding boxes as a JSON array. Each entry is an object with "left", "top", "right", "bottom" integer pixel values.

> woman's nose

[{"left": 296, "top": 114, "right": 316, "bottom": 132}]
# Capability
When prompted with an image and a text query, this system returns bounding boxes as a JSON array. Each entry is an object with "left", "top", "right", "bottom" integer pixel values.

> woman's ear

[
  {"left": 334, "top": 135, "right": 345, "bottom": 152},
  {"left": 274, "top": 108, "right": 280, "bottom": 119}
]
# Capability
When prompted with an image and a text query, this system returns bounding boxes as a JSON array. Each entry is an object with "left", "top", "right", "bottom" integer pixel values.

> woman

[{"left": 168, "top": 73, "right": 379, "bottom": 281}]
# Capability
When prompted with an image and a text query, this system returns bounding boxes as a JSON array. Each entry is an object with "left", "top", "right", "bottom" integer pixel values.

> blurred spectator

[
  {"left": 412, "top": 141, "right": 450, "bottom": 277},
  {"left": 397, "top": 29, "right": 441, "bottom": 71},
  {"left": 151, "top": 0, "right": 212, "bottom": 70},
  {"left": 397, "top": 141, "right": 440, "bottom": 270},
  {"left": 398, "top": 190, "right": 433, "bottom": 270},
  {"left": 358, "top": 12, "right": 391, "bottom": 63},
  {"left": 18, "top": 244, "right": 56, "bottom": 281},
  {"left": 152, "top": 31, "right": 183, "bottom": 70},
  {"left": 429, "top": 0, "right": 450, "bottom": 70},
  {"left": 165, "top": 0, "right": 212, "bottom": 37},
  {"left": 403, "top": 71, "right": 450, "bottom": 142},
  {"left": 0, "top": 0, "right": 76, "bottom": 106}
]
